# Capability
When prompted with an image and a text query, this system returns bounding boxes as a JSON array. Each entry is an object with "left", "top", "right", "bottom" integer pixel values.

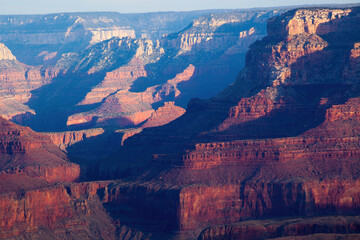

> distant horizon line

[{"left": 0, "top": 2, "right": 359, "bottom": 16}]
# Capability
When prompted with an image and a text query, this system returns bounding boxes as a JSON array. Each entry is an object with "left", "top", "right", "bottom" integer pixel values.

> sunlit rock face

[
  {"left": 3, "top": 6, "right": 360, "bottom": 240},
  {"left": 0, "top": 117, "right": 80, "bottom": 183},
  {"left": 0, "top": 9, "right": 280, "bottom": 132},
  {"left": 87, "top": 7, "right": 360, "bottom": 239}
]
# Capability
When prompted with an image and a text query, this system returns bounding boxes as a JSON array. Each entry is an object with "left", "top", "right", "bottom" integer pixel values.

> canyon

[
  {"left": 0, "top": 9, "right": 284, "bottom": 132},
  {"left": 1, "top": 5, "right": 360, "bottom": 240},
  {"left": 88, "top": 6, "right": 360, "bottom": 239}
]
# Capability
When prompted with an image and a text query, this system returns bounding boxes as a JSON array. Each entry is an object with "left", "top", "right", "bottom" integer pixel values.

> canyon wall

[
  {"left": 2, "top": 6, "right": 360, "bottom": 240},
  {"left": 0, "top": 117, "right": 80, "bottom": 183},
  {"left": 95, "top": 7, "right": 360, "bottom": 239},
  {"left": 61, "top": 10, "right": 282, "bottom": 130},
  {"left": 44, "top": 128, "right": 105, "bottom": 151}
]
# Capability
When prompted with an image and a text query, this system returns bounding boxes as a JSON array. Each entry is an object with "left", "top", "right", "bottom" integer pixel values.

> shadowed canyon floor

[{"left": 2, "top": 5, "right": 360, "bottom": 240}]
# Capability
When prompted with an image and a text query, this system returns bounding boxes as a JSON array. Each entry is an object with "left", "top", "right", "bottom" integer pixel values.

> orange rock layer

[{"left": 0, "top": 117, "right": 80, "bottom": 183}]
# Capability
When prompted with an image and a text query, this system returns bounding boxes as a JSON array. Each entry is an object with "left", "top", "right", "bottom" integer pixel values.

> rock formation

[
  {"left": 4, "top": 6, "right": 360, "bottom": 240},
  {"left": 84, "top": 7, "right": 360, "bottom": 239},
  {"left": 0, "top": 43, "right": 16, "bottom": 60},
  {"left": 141, "top": 102, "right": 186, "bottom": 128},
  {"left": 0, "top": 9, "right": 284, "bottom": 133},
  {"left": 0, "top": 117, "right": 151, "bottom": 239},
  {"left": 0, "top": 43, "right": 56, "bottom": 120},
  {"left": 54, "top": 10, "right": 282, "bottom": 131},
  {"left": 0, "top": 11, "right": 229, "bottom": 65},
  {"left": 198, "top": 216, "right": 360, "bottom": 240},
  {"left": 44, "top": 128, "right": 105, "bottom": 151},
  {"left": 0, "top": 117, "right": 80, "bottom": 183}
]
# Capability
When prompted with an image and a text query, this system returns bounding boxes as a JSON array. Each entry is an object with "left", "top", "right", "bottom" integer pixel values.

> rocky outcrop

[
  {"left": 152, "top": 64, "right": 195, "bottom": 101},
  {"left": 116, "top": 128, "right": 143, "bottom": 146},
  {"left": 67, "top": 64, "right": 192, "bottom": 129},
  {"left": 142, "top": 102, "right": 186, "bottom": 128},
  {"left": 79, "top": 58, "right": 148, "bottom": 105},
  {"left": 0, "top": 43, "right": 57, "bottom": 120},
  {"left": 89, "top": 27, "right": 135, "bottom": 44},
  {"left": 90, "top": 7, "right": 360, "bottom": 238},
  {"left": 178, "top": 180, "right": 360, "bottom": 231},
  {"left": 0, "top": 43, "right": 16, "bottom": 60},
  {"left": 325, "top": 97, "right": 360, "bottom": 122},
  {"left": 198, "top": 215, "right": 360, "bottom": 240},
  {"left": 268, "top": 8, "right": 352, "bottom": 37},
  {"left": 44, "top": 128, "right": 105, "bottom": 151},
  {"left": 0, "top": 96, "right": 35, "bottom": 121},
  {"left": 66, "top": 90, "right": 155, "bottom": 128},
  {"left": 0, "top": 180, "right": 118, "bottom": 239},
  {"left": 165, "top": 11, "right": 281, "bottom": 55},
  {"left": 0, "top": 16, "right": 135, "bottom": 46},
  {"left": 82, "top": 178, "right": 360, "bottom": 236},
  {"left": 0, "top": 117, "right": 80, "bottom": 183}
]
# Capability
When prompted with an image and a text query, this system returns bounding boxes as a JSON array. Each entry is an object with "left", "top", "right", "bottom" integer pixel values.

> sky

[{"left": 0, "top": 0, "right": 359, "bottom": 15}]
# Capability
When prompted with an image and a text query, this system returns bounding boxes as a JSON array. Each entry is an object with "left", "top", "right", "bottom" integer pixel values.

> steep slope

[
  {"left": 0, "top": 116, "right": 80, "bottom": 183},
  {"left": 44, "top": 128, "right": 105, "bottom": 151},
  {"left": 24, "top": 37, "right": 139, "bottom": 131},
  {"left": 0, "top": 118, "right": 151, "bottom": 239},
  {"left": 85, "top": 7, "right": 360, "bottom": 239},
  {"left": 14, "top": 9, "right": 284, "bottom": 132},
  {"left": 61, "top": 9, "right": 284, "bottom": 130},
  {"left": 0, "top": 43, "right": 55, "bottom": 121},
  {"left": 2, "top": 6, "right": 360, "bottom": 240}
]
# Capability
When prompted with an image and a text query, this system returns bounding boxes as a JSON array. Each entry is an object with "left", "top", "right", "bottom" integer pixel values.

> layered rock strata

[
  {"left": 0, "top": 117, "right": 79, "bottom": 183},
  {"left": 92, "top": 7, "right": 360, "bottom": 239},
  {"left": 44, "top": 128, "right": 105, "bottom": 151},
  {"left": 0, "top": 43, "right": 59, "bottom": 120}
]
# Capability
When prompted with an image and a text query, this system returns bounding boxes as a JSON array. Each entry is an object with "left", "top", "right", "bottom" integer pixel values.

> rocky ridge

[
  {"left": 0, "top": 11, "right": 227, "bottom": 65},
  {"left": 0, "top": 44, "right": 56, "bottom": 121},
  {"left": 0, "top": 117, "right": 80, "bottom": 183},
  {"left": 0, "top": 9, "right": 285, "bottom": 133},
  {"left": 85, "top": 7, "right": 360, "bottom": 239},
  {"left": 3, "top": 6, "right": 360, "bottom": 240},
  {"left": 60, "top": 10, "right": 283, "bottom": 131},
  {"left": 44, "top": 128, "right": 105, "bottom": 151}
]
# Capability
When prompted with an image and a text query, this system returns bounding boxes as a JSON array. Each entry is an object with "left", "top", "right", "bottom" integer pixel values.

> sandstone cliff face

[
  {"left": 66, "top": 63, "right": 191, "bottom": 129},
  {"left": 267, "top": 8, "right": 352, "bottom": 37},
  {"left": 214, "top": 7, "right": 360, "bottom": 136},
  {"left": 198, "top": 216, "right": 360, "bottom": 240},
  {"left": 61, "top": 10, "right": 282, "bottom": 131},
  {"left": 165, "top": 11, "right": 280, "bottom": 55},
  {"left": 0, "top": 180, "right": 125, "bottom": 239},
  {"left": 78, "top": 58, "right": 148, "bottom": 105},
  {"left": 44, "top": 128, "right": 105, "bottom": 151},
  {"left": 0, "top": 117, "right": 80, "bottom": 183},
  {"left": 0, "top": 43, "right": 57, "bottom": 120},
  {"left": 142, "top": 102, "right": 186, "bottom": 129},
  {"left": 0, "top": 43, "right": 16, "bottom": 60},
  {"left": 88, "top": 7, "right": 360, "bottom": 239}
]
